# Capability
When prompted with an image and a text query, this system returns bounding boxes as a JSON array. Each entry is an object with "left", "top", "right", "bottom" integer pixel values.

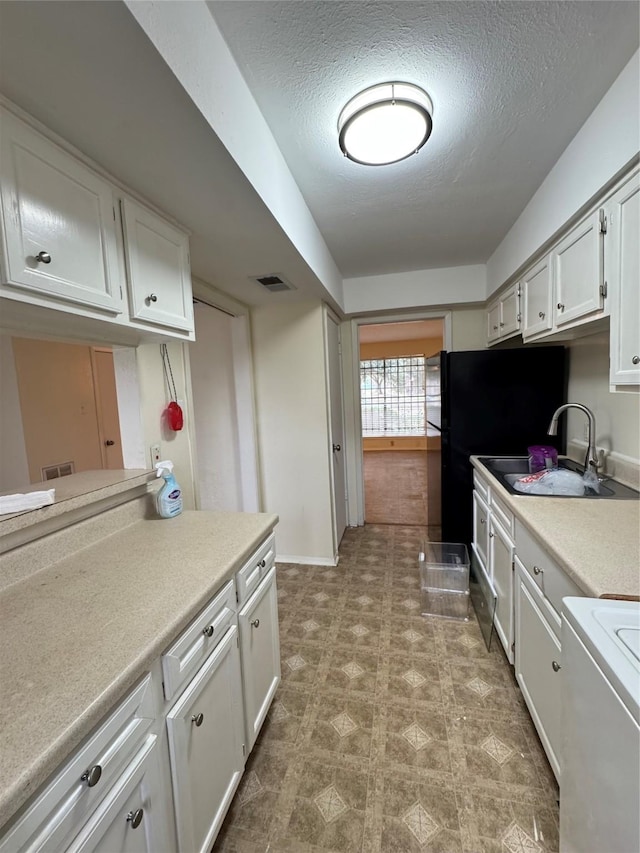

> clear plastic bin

[{"left": 418, "top": 542, "right": 470, "bottom": 621}]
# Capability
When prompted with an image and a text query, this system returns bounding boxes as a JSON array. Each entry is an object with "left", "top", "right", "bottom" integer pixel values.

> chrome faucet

[{"left": 547, "top": 403, "right": 600, "bottom": 473}]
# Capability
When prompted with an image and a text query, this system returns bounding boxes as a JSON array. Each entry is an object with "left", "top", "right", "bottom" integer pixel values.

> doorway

[
  {"left": 7, "top": 336, "right": 123, "bottom": 486},
  {"left": 359, "top": 319, "right": 443, "bottom": 530}
]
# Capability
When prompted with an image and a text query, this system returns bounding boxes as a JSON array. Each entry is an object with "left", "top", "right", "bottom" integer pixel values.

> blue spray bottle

[{"left": 154, "top": 460, "right": 183, "bottom": 518}]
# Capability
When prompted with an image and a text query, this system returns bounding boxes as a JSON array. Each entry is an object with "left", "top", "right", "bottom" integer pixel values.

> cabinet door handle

[
  {"left": 147, "top": 293, "right": 158, "bottom": 303},
  {"left": 251, "top": 618, "right": 260, "bottom": 628},
  {"left": 489, "top": 532, "right": 494, "bottom": 538},
  {"left": 333, "top": 443, "right": 341, "bottom": 452},
  {"left": 552, "top": 661, "right": 561, "bottom": 672},
  {"left": 557, "top": 303, "right": 565, "bottom": 311},
  {"left": 633, "top": 356, "right": 640, "bottom": 365},
  {"left": 538, "top": 311, "right": 545, "bottom": 319},
  {"left": 480, "top": 518, "right": 485, "bottom": 525},
  {"left": 203, "top": 624, "right": 214, "bottom": 637},
  {"left": 492, "top": 325, "right": 498, "bottom": 331},
  {"left": 35, "top": 250, "right": 52, "bottom": 264},
  {"left": 533, "top": 565, "right": 543, "bottom": 575},
  {"left": 191, "top": 713, "right": 204, "bottom": 726},
  {"left": 260, "top": 559, "right": 266, "bottom": 568},
  {"left": 81, "top": 764, "right": 102, "bottom": 787},
  {"left": 127, "top": 809, "right": 144, "bottom": 829},
  {"left": 499, "top": 322, "right": 505, "bottom": 327}
]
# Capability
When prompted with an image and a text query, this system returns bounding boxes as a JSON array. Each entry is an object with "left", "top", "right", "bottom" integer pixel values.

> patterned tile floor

[{"left": 213, "top": 524, "right": 559, "bottom": 853}]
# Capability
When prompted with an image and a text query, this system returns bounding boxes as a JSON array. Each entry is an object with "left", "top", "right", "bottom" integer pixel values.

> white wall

[
  {"left": 343, "top": 264, "right": 486, "bottom": 315},
  {"left": 487, "top": 50, "right": 640, "bottom": 296},
  {"left": 190, "top": 302, "right": 243, "bottom": 512},
  {"left": 0, "top": 333, "right": 29, "bottom": 491},
  {"left": 251, "top": 301, "right": 335, "bottom": 563},
  {"left": 450, "top": 307, "right": 487, "bottom": 351},
  {"left": 124, "top": 0, "right": 344, "bottom": 310},
  {"left": 135, "top": 340, "right": 196, "bottom": 510},
  {"left": 567, "top": 334, "right": 640, "bottom": 463}
]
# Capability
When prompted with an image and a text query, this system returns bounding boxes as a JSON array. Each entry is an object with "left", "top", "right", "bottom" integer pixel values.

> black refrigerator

[{"left": 437, "top": 347, "right": 567, "bottom": 547}]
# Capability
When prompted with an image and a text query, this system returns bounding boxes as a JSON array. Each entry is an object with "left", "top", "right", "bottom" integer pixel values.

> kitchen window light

[{"left": 338, "top": 82, "right": 433, "bottom": 166}]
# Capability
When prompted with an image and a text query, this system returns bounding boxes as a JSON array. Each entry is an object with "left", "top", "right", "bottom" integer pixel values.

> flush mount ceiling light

[{"left": 338, "top": 82, "right": 433, "bottom": 166}]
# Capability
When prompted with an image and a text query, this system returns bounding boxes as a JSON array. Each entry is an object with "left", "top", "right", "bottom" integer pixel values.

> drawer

[
  {"left": 473, "top": 470, "right": 490, "bottom": 503},
  {"left": 515, "top": 520, "right": 583, "bottom": 617},
  {"left": 0, "top": 675, "right": 155, "bottom": 853},
  {"left": 490, "top": 491, "right": 514, "bottom": 538},
  {"left": 236, "top": 533, "right": 276, "bottom": 606},
  {"left": 162, "top": 579, "right": 236, "bottom": 701}
]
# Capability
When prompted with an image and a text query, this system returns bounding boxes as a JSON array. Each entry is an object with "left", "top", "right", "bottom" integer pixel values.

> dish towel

[{"left": 0, "top": 489, "right": 55, "bottom": 515}]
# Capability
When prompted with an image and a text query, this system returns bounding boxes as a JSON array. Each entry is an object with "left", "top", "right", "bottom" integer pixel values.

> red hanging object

[{"left": 167, "top": 400, "right": 184, "bottom": 431}]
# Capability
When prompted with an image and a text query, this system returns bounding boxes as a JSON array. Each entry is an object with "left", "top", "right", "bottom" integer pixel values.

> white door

[
  {"left": 553, "top": 209, "right": 604, "bottom": 327},
  {"left": 166, "top": 626, "right": 244, "bottom": 853},
  {"left": 66, "top": 737, "right": 174, "bottom": 853},
  {"left": 522, "top": 256, "right": 553, "bottom": 337},
  {"left": 238, "top": 568, "right": 281, "bottom": 752},
  {"left": 607, "top": 173, "right": 640, "bottom": 385},
  {"left": 324, "top": 309, "right": 347, "bottom": 553},
  {"left": 489, "top": 517, "right": 514, "bottom": 664},
  {"left": 120, "top": 198, "right": 193, "bottom": 332},
  {"left": 0, "top": 108, "right": 122, "bottom": 314},
  {"left": 514, "top": 560, "right": 562, "bottom": 781},
  {"left": 92, "top": 348, "right": 124, "bottom": 470}
]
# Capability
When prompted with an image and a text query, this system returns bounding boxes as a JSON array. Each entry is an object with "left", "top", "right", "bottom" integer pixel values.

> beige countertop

[
  {"left": 0, "top": 510, "right": 278, "bottom": 830},
  {"left": 472, "top": 457, "right": 640, "bottom": 599}
]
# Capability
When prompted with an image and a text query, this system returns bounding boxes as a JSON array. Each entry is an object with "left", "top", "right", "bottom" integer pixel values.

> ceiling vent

[{"left": 251, "top": 273, "right": 296, "bottom": 293}]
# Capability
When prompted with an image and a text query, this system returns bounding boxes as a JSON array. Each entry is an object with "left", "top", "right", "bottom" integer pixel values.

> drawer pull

[
  {"left": 203, "top": 625, "right": 214, "bottom": 637},
  {"left": 251, "top": 619, "right": 260, "bottom": 628},
  {"left": 552, "top": 661, "right": 561, "bottom": 672},
  {"left": 489, "top": 532, "right": 494, "bottom": 538},
  {"left": 81, "top": 764, "right": 102, "bottom": 787},
  {"left": 533, "top": 565, "right": 543, "bottom": 575},
  {"left": 35, "top": 250, "right": 52, "bottom": 264},
  {"left": 259, "top": 559, "right": 266, "bottom": 569},
  {"left": 191, "top": 713, "right": 204, "bottom": 727},
  {"left": 538, "top": 311, "right": 545, "bottom": 319},
  {"left": 127, "top": 808, "right": 144, "bottom": 829},
  {"left": 147, "top": 293, "right": 158, "bottom": 303}
]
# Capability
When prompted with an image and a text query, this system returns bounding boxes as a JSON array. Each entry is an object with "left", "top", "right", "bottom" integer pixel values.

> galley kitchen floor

[{"left": 213, "top": 524, "right": 559, "bottom": 853}]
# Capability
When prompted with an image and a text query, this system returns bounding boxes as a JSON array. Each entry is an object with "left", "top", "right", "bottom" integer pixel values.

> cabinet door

[
  {"left": 607, "top": 173, "right": 640, "bottom": 385},
  {"left": 66, "top": 736, "right": 174, "bottom": 853},
  {"left": 486, "top": 301, "right": 501, "bottom": 343},
  {"left": 553, "top": 209, "right": 604, "bottom": 327},
  {"left": 239, "top": 567, "right": 281, "bottom": 752},
  {"left": 0, "top": 109, "right": 122, "bottom": 313},
  {"left": 472, "top": 491, "right": 489, "bottom": 569},
  {"left": 514, "top": 560, "right": 562, "bottom": 781},
  {"left": 499, "top": 283, "right": 521, "bottom": 337},
  {"left": 121, "top": 198, "right": 194, "bottom": 332},
  {"left": 166, "top": 626, "right": 244, "bottom": 853},
  {"left": 489, "top": 517, "right": 514, "bottom": 664},
  {"left": 522, "top": 256, "right": 553, "bottom": 338}
]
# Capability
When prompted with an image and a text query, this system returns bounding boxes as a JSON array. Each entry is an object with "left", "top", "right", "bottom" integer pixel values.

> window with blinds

[{"left": 360, "top": 356, "right": 426, "bottom": 436}]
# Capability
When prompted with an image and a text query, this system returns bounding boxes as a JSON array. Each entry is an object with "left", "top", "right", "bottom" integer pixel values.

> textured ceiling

[{"left": 209, "top": 1, "right": 639, "bottom": 278}]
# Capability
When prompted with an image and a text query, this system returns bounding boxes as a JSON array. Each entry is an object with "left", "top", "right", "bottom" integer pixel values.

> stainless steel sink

[{"left": 477, "top": 457, "right": 639, "bottom": 499}]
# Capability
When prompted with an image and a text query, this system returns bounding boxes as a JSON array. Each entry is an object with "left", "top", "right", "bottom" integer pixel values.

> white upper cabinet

[
  {"left": 486, "top": 282, "right": 521, "bottom": 346},
  {"left": 0, "top": 108, "right": 122, "bottom": 314},
  {"left": 522, "top": 255, "right": 553, "bottom": 338},
  {"left": 552, "top": 209, "right": 604, "bottom": 327},
  {"left": 121, "top": 198, "right": 194, "bottom": 333},
  {"left": 607, "top": 172, "right": 640, "bottom": 386}
]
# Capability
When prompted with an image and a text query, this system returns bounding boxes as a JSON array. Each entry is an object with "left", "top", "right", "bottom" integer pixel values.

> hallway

[
  {"left": 214, "top": 523, "right": 559, "bottom": 852},
  {"left": 363, "top": 450, "right": 429, "bottom": 527}
]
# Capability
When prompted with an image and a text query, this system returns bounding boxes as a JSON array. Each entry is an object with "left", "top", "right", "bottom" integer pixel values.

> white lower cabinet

[
  {"left": 166, "top": 625, "right": 245, "bottom": 853},
  {"left": 514, "top": 558, "right": 562, "bottom": 781},
  {"left": 66, "top": 736, "right": 173, "bottom": 853},
  {"left": 489, "top": 517, "right": 514, "bottom": 664},
  {"left": 239, "top": 567, "right": 281, "bottom": 753}
]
